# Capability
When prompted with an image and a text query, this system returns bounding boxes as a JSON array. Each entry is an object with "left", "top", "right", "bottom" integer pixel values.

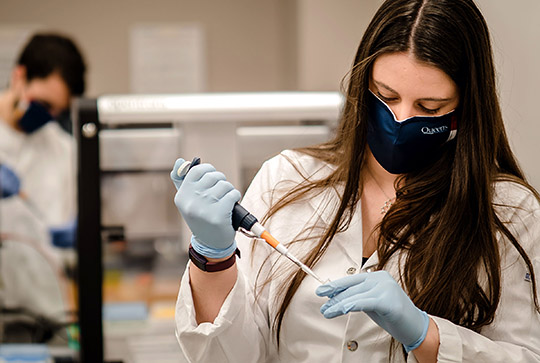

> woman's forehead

[{"left": 371, "top": 52, "right": 458, "bottom": 99}]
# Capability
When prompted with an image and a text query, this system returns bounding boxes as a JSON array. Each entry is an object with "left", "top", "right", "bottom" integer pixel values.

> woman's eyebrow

[
  {"left": 374, "top": 80, "right": 398, "bottom": 94},
  {"left": 374, "top": 80, "right": 453, "bottom": 102},
  {"left": 417, "top": 96, "right": 453, "bottom": 102}
]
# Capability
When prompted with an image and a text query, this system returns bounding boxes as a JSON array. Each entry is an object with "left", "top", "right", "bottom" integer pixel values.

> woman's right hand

[{"left": 171, "top": 158, "right": 241, "bottom": 258}]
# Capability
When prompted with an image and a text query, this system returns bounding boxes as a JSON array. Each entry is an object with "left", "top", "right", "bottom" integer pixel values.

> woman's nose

[{"left": 390, "top": 104, "right": 415, "bottom": 122}]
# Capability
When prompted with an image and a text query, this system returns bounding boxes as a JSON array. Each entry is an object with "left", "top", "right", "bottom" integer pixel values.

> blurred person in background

[{"left": 0, "top": 32, "right": 86, "bottom": 342}]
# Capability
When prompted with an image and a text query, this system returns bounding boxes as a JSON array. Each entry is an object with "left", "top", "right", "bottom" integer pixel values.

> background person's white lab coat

[
  {"left": 0, "top": 120, "right": 76, "bottom": 227},
  {"left": 0, "top": 197, "right": 65, "bottom": 322},
  {"left": 175, "top": 150, "right": 540, "bottom": 362},
  {"left": 0, "top": 120, "right": 74, "bottom": 325}
]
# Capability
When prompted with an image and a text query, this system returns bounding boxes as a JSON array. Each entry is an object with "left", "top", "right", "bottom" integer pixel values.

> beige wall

[
  {"left": 296, "top": 0, "right": 381, "bottom": 91},
  {"left": 475, "top": 0, "right": 540, "bottom": 188},
  {"left": 0, "top": 0, "right": 296, "bottom": 96}
]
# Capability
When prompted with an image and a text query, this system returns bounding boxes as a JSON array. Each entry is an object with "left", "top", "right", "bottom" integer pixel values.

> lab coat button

[
  {"left": 346, "top": 340, "right": 358, "bottom": 351},
  {"left": 346, "top": 267, "right": 357, "bottom": 275}
]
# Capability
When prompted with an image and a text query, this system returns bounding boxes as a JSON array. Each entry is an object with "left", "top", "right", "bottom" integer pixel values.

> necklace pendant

[{"left": 380, "top": 199, "right": 394, "bottom": 215}]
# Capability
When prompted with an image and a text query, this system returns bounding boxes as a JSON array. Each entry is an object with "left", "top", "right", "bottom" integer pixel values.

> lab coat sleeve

[
  {"left": 428, "top": 184, "right": 540, "bottom": 363},
  {"left": 430, "top": 313, "right": 540, "bottom": 363},
  {"left": 175, "top": 263, "right": 270, "bottom": 363}
]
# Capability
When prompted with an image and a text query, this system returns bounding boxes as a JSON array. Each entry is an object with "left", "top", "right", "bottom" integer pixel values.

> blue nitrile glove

[
  {"left": 316, "top": 270, "right": 430, "bottom": 353},
  {"left": 0, "top": 164, "right": 21, "bottom": 198},
  {"left": 170, "top": 158, "right": 241, "bottom": 259},
  {"left": 50, "top": 218, "right": 78, "bottom": 248}
]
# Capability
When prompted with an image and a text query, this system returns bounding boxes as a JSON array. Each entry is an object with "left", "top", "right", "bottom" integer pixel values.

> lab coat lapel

[{"left": 305, "top": 182, "right": 366, "bottom": 269}]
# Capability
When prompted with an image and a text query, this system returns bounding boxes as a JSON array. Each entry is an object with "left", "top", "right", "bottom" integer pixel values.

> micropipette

[{"left": 178, "top": 157, "right": 327, "bottom": 284}]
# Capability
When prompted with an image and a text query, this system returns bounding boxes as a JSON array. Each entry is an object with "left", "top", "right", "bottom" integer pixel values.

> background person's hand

[
  {"left": 0, "top": 164, "right": 21, "bottom": 199},
  {"left": 316, "top": 270, "right": 430, "bottom": 352},
  {"left": 171, "top": 158, "right": 241, "bottom": 259}
]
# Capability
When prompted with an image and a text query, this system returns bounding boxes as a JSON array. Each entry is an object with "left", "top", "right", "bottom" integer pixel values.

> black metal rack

[{"left": 73, "top": 98, "right": 103, "bottom": 363}]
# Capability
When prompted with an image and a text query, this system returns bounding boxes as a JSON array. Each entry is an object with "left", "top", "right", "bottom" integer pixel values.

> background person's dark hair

[{"left": 17, "top": 33, "right": 86, "bottom": 96}]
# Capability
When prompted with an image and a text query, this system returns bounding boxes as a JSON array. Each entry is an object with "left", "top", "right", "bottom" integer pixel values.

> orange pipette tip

[{"left": 260, "top": 230, "right": 280, "bottom": 248}]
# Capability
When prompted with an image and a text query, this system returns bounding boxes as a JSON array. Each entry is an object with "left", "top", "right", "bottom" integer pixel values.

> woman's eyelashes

[
  {"left": 376, "top": 91, "right": 441, "bottom": 115},
  {"left": 376, "top": 91, "right": 397, "bottom": 103},
  {"left": 418, "top": 105, "right": 441, "bottom": 114}
]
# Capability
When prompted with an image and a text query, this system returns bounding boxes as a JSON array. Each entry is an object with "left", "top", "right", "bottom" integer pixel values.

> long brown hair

[{"left": 255, "top": 0, "right": 540, "bottom": 346}]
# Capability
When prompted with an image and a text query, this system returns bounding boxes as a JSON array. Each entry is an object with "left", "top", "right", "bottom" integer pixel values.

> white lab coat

[
  {"left": 0, "top": 197, "right": 65, "bottom": 322},
  {"left": 0, "top": 120, "right": 74, "bottom": 322},
  {"left": 0, "top": 120, "right": 76, "bottom": 227},
  {"left": 175, "top": 150, "right": 540, "bottom": 362}
]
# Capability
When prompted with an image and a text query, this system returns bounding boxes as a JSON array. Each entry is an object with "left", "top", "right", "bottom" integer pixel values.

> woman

[{"left": 171, "top": 0, "right": 540, "bottom": 361}]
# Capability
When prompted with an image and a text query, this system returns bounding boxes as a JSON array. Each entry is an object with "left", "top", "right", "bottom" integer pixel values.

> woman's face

[{"left": 369, "top": 52, "right": 459, "bottom": 121}]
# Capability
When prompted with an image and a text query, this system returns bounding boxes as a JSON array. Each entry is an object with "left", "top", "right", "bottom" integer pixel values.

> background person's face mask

[
  {"left": 17, "top": 100, "right": 53, "bottom": 134},
  {"left": 366, "top": 90, "right": 458, "bottom": 174}
]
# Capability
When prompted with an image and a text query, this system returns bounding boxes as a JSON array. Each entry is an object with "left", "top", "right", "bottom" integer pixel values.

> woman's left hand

[{"left": 316, "top": 270, "right": 430, "bottom": 352}]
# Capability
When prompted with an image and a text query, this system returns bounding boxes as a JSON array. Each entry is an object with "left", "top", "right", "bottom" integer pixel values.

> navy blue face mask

[
  {"left": 18, "top": 101, "right": 53, "bottom": 134},
  {"left": 366, "top": 90, "right": 458, "bottom": 174}
]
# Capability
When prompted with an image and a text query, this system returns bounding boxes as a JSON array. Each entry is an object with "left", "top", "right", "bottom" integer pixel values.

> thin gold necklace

[{"left": 367, "top": 169, "right": 396, "bottom": 214}]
